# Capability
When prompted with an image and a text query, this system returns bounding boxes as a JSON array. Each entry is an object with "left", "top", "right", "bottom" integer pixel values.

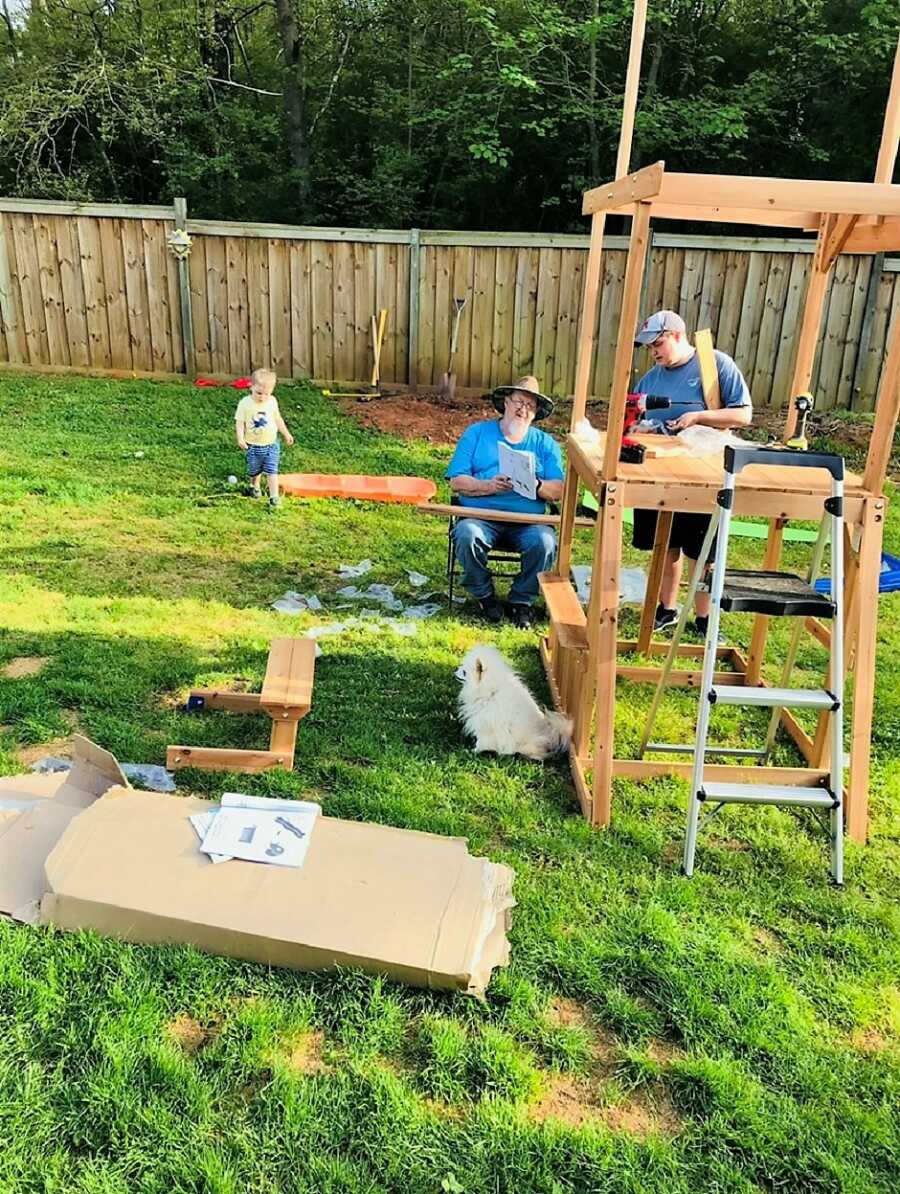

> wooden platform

[{"left": 167, "top": 638, "right": 316, "bottom": 774}]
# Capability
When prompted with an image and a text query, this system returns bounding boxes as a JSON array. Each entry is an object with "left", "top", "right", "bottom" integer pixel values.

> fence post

[
  {"left": 850, "top": 252, "right": 884, "bottom": 410},
  {"left": 407, "top": 227, "right": 420, "bottom": 387},
  {"left": 172, "top": 197, "right": 196, "bottom": 380}
]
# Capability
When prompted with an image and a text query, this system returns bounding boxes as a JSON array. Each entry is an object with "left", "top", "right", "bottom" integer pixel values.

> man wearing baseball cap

[
  {"left": 445, "top": 375, "right": 564, "bottom": 628},
  {"left": 632, "top": 309, "right": 752, "bottom": 635}
]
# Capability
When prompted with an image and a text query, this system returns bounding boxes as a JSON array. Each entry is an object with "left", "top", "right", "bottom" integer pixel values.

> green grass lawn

[{"left": 0, "top": 373, "right": 898, "bottom": 1194}]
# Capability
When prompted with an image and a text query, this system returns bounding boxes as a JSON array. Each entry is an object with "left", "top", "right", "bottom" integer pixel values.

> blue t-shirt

[
  {"left": 445, "top": 418, "right": 564, "bottom": 515},
  {"left": 636, "top": 349, "right": 751, "bottom": 432}
]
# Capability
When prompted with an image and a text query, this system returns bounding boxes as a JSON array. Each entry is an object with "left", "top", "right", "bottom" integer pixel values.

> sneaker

[
  {"left": 248, "top": 487, "right": 262, "bottom": 499},
  {"left": 508, "top": 603, "right": 535, "bottom": 629},
  {"left": 653, "top": 603, "right": 679, "bottom": 631},
  {"left": 691, "top": 617, "right": 725, "bottom": 645},
  {"left": 477, "top": 595, "right": 504, "bottom": 624},
  {"left": 268, "top": 496, "right": 282, "bottom": 510}
]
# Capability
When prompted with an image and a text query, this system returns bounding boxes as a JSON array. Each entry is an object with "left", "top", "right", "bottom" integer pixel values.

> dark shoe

[
  {"left": 508, "top": 603, "right": 535, "bottom": 629},
  {"left": 653, "top": 603, "right": 679, "bottom": 631},
  {"left": 691, "top": 617, "right": 725, "bottom": 645},
  {"left": 477, "top": 595, "right": 504, "bottom": 624}
]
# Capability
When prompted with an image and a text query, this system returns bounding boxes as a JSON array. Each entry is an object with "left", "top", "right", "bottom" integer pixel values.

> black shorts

[{"left": 632, "top": 509, "right": 715, "bottom": 562}]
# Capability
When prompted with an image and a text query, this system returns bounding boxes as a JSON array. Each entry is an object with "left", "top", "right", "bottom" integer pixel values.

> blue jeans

[{"left": 453, "top": 518, "right": 557, "bottom": 607}]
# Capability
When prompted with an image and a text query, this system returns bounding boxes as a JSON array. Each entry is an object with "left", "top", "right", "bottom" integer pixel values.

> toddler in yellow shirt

[{"left": 234, "top": 368, "right": 294, "bottom": 507}]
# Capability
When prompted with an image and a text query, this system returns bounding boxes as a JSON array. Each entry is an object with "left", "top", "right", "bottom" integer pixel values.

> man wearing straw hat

[{"left": 446, "top": 375, "right": 564, "bottom": 629}]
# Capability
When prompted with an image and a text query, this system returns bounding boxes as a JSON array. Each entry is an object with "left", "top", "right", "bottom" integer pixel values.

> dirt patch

[
  {"left": 330, "top": 391, "right": 899, "bottom": 480},
  {"left": 547, "top": 997, "right": 617, "bottom": 1075},
  {"left": 709, "top": 836, "right": 750, "bottom": 853},
  {"left": 646, "top": 1038, "right": 684, "bottom": 1066},
  {"left": 279, "top": 1030, "right": 331, "bottom": 1075},
  {"left": 15, "top": 736, "right": 77, "bottom": 766},
  {"left": 2, "top": 656, "right": 49, "bottom": 679},
  {"left": 529, "top": 1073, "right": 681, "bottom": 1138},
  {"left": 167, "top": 1013, "right": 220, "bottom": 1055},
  {"left": 750, "top": 926, "right": 782, "bottom": 953},
  {"left": 849, "top": 1028, "right": 891, "bottom": 1053}
]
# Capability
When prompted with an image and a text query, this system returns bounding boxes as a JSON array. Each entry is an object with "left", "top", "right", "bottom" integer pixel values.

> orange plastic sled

[{"left": 279, "top": 474, "right": 437, "bottom": 505}]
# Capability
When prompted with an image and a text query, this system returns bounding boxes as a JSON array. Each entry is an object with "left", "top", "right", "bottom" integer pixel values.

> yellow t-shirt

[{"left": 235, "top": 395, "right": 280, "bottom": 446}]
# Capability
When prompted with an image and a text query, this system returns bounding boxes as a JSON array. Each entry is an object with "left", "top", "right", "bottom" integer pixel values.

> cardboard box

[
  {"left": 0, "top": 736, "right": 129, "bottom": 923},
  {"left": 0, "top": 738, "right": 515, "bottom": 995}
]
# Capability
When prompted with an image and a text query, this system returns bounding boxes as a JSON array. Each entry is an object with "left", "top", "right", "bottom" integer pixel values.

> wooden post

[
  {"left": 846, "top": 498, "right": 886, "bottom": 842},
  {"left": 747, "top": 217, "right": 834, "bottom": 684},
  {"left": 407, "top": 227, "right": 421, "bottom": 387},
  {"left": 587, "top": 483, "right": 623, "bottom": 825},
  {"left": 862, "top": 300, "right": 900, "bottom": 493},
  {"left": 637, "top": 511, "right": 673, "bottom": 653},
  {"left": 873, "top": 35, "right": 900, "bottom": 187},
  {"left": 615, "top": 0, "right": 649, "bottom": 179},
  {"left": 173, "top": 198, "right": 196, "bottom": 381},
  {"left": 601, "top": 201, "right": 652, "bottom": 479}
]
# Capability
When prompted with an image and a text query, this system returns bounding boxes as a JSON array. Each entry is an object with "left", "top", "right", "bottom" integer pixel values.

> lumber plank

[
  {"left": 582, "top": 161, "right": 665, "bottom": 216},
  {"left": 694, "top": 328, "right": 721, "bottom": 409},
  {"left": 539, "top": 573, "right": 588, "bottom": 650},
  {"left": 186, "top": 690, "right": 263, "bottom": 713},
  {"left": 260, "top": 637, "right": 316, "bottom": 718},
  {"left": 166, "top": 746, "right": 291, "bottom": 773},
  {"left": 656, "top": 174, "right": 900, "bottom": 218}
]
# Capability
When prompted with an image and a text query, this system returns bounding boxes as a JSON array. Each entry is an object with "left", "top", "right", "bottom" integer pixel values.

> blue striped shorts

[{"left": 246, "top": 442, "right": 280, "bottom": 476}]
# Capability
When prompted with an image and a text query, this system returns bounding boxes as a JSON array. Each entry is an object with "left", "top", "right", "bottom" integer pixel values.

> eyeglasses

[{"left": 507, "top": 396, "right": 537, "bottom": 413}]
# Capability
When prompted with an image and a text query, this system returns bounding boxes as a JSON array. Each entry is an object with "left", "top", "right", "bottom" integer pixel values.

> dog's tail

[{"left": 541, "top": 710, "right": 573, "bottom": 757}]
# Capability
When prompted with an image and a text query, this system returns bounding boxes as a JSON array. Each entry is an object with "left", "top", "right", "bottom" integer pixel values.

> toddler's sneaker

[{"left": 268, "top": 495, "right": 282, "bottom": 510}]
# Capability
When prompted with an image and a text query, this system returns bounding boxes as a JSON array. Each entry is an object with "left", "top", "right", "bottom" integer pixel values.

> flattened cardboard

[
  {"left": 0, "top": 736, "right": 129, "bottom": 923},
  {"left": 41, "top": 789, "right": 515, "bottom": 996}
]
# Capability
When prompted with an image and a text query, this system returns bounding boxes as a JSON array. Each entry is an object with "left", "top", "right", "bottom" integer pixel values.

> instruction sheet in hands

[{"left": 498, "top": 442, "right": 537, "bottom": 500}]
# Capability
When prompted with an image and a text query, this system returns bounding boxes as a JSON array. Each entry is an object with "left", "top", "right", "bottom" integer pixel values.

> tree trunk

[
  {"left": 588, "top": 0, "right": 598, "bottom": 180},
  {"left": 273, "top": 0, "right": 310, "bottom": 212}
]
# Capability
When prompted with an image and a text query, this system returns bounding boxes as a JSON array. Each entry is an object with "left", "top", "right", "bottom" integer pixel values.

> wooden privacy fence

[{"left": 0, "top": 197, "right": 898, "bottom": 411}]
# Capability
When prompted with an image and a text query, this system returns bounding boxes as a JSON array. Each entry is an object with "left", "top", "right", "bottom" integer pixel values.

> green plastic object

[{"left": 579, "top": 489, "right": 818, "bottom": 542}]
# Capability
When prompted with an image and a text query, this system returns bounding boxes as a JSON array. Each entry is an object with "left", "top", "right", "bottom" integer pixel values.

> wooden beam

[
  {"left": 571, "top": 212, "right": 606, "bottom": 427},
  {"left": 602, "top": 201, "right": 653, "bottom": 479},
  {"left": 655, "top": 174, "right": 900, "bottom": 218},
  {"left": 166, "top": 746, "right": 291, "bottom": 772},
  {"left": 617, "top": 665, "right": 742, "bottom": 686},
  {"left": 843, "top": 217, "right": 900, "bottom": 253},
  {"left": 610, "top": 758, "right": 829, "bottom": 786},
  {"left": 173, "top": 197, "right": 196, "bottom": 381},
  {"left": 418, "top": 502, "right": 594, "bottom": 528},
  {"left": 820, "top": 214, "right": 860, "bottom": 272},
  {"left": 586, "top": 484, "right": 623, "bottom": 825},
  {"left": 582, "top": 162, "right": 665, "bottom": 216},
  {"left": 694, "top": 328, "right": 722, "bottom": 409},
  {"left": 646, "top": 203, "right": 819, "bottom": 230},
  {"left": 636, "top": 512, "right": 673, "bottom": 653},
  {"left": 187, "top": 689, "right": 263, "bottom": 713},
  {"left": 874, "top": 34, "right": 900, "bottom": 185},
  {"left": 845, "top": 499, "right": 885, "bottom": 842},
  {"left": 615, "top": 0, "right": 649, "bottom": 178},
  {"left": 863, "top": 306, "right": 900, "bottom": 493}
]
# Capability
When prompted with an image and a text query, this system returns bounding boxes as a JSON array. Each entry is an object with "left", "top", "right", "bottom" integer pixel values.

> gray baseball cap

[{"left": 634, "top": 309, "right": 686, "bottom": 346}]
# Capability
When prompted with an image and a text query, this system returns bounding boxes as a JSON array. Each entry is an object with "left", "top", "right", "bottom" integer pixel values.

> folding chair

[{"left": 446, "top": 496, "right": 523, "bottom": 606}]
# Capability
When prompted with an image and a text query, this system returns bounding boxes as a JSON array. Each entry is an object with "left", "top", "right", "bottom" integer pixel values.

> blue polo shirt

[
  {"left": 636, "top": 349, "right": 751, "bottom": 431},
  {"left": 446, "top": 418, "right": 564, "bottom": 516}
]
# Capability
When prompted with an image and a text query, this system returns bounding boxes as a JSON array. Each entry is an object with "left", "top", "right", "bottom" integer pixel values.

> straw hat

[{"left": 491, "top": 375, "right": 554, "bottom": 421}]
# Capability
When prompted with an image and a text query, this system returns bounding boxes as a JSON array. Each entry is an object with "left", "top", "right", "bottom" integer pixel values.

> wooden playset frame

[{"left": 539, "top": 14, "right": 900, "bottom": 843}]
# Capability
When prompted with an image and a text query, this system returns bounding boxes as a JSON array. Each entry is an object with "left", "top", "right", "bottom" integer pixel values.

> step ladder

[{"left": 682, "top": 445, "right": 846, "bottom": 883}]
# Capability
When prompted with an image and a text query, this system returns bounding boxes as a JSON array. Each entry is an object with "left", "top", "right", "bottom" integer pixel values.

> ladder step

[
  {"left": 709, "top": 685, "right": 838, "bottom": 710},
  {"left": 647, "top": 742, "right": 767, "bottom": 757},
  {"left": 699, "top": 782, "right": 838, "bottom": 808}
]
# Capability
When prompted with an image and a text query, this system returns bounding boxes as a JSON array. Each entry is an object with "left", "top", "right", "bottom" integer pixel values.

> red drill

[{"left": 620, "top": 393, "right": 671, "bottom": 463}]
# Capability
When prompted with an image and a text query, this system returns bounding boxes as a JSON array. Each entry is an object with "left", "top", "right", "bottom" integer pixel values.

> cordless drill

[{"left": 620, "top": 393, "right": 672, "bottom": 463}]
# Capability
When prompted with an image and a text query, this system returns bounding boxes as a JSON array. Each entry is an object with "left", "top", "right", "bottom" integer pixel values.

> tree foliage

[{"left": 0, "top": 0, "right": 896, "bottom": 230}]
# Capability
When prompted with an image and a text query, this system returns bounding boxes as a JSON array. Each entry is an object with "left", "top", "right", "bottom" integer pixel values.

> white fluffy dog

[{"left": 455, "top": 644, "right": 572, "bottom": 761}]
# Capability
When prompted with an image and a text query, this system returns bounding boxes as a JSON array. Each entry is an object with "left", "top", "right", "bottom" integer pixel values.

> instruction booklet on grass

[
  {"left": 498, "top": 442, "right": 537, "bottom": 501},
  {"left": 193, "top": 793, "right": 320, "bottom": 868}
]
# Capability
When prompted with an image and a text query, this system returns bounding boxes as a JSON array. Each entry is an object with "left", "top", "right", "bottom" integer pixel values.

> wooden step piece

[
  {"left": 260, "top": 637, "right": 316, "bottom": 720},
  {"left": 539, "top": 573, "right": 589, "bottom": 650}
]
